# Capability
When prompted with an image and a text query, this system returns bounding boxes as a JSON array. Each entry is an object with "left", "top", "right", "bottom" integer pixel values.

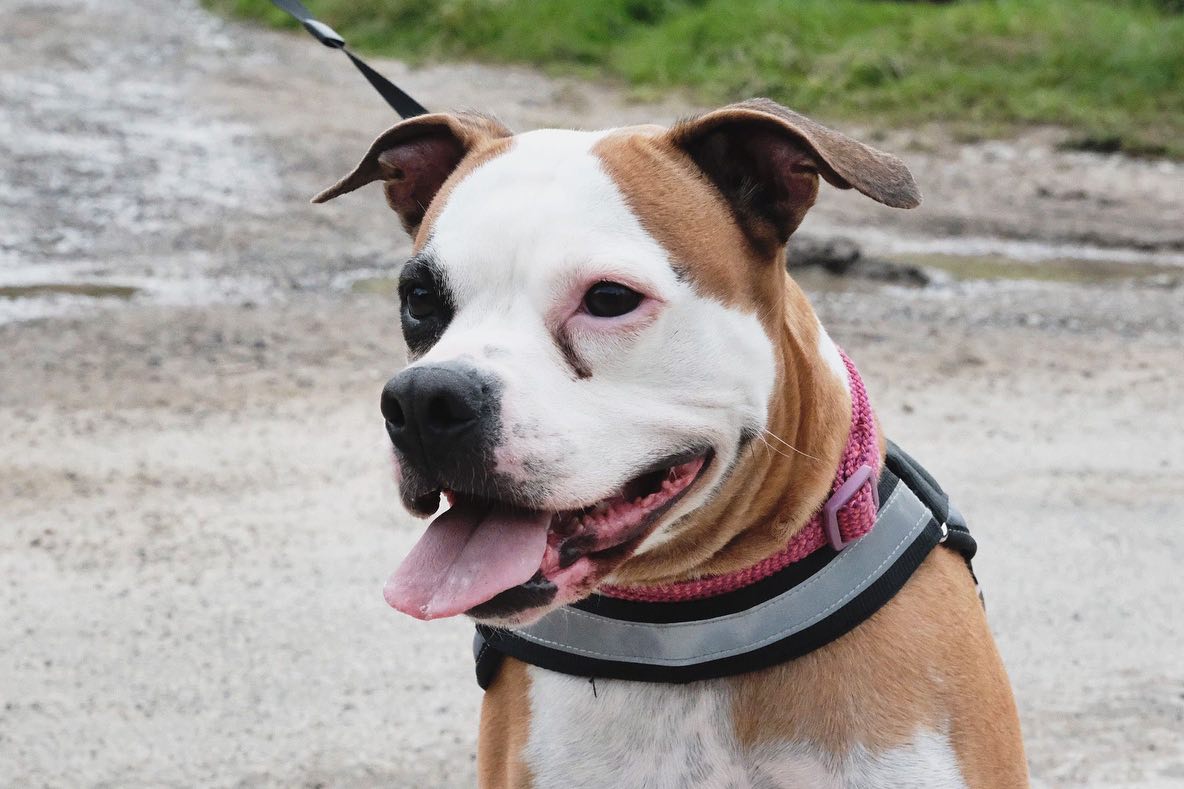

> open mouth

[{"left": 384, "top": 449, "right": 713, "bottom": 621}]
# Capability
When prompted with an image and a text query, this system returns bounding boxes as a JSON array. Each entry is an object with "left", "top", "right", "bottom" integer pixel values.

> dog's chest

[{"left": 521, "top": 668, "right": 968, "bottom": 789}]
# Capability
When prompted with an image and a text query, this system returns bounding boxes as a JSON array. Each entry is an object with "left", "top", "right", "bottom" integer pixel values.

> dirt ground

[{"left": 1, "top": 1, "right": 1182, "bottom": 787}]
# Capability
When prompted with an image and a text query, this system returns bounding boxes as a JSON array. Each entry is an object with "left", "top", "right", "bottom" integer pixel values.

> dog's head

[{"left": 316, "top": 100, "right": 918, "bottom": 625}]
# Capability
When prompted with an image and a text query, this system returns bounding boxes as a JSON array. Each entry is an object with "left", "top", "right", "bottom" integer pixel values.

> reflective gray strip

[{"left": 511, "top": 483, "right": 932, "bottom": 667}]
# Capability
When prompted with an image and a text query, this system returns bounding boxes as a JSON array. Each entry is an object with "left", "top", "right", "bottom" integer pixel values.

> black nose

[{"left": 381, "top": 364, "right": 495, "bottom": 478}]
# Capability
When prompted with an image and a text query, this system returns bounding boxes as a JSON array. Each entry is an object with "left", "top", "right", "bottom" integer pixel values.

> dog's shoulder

[{"left": 731, "top": 547, "right": 1026, "bottom": 788}]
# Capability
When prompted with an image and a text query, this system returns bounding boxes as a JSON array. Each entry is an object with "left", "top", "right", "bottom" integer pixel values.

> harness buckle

[{"left": 822, "top": 463, "right": 878, "bottom": 552}]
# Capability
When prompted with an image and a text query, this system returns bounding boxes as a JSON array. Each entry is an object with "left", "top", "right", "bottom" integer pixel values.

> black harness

[{"left": 474, "top": 443, "right": 976, "bottom": 690}]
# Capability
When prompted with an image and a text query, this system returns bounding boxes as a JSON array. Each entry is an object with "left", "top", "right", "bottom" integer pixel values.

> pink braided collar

[{"left": 599, "top": 348, "right": 879, "bottom": 603}]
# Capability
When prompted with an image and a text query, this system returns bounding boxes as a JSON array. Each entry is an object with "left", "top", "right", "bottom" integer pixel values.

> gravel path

[{"left": 1, "top": 2, "right": 1182, "bottom": 787}]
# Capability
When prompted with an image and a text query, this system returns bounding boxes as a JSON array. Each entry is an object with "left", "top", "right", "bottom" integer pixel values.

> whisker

[
  {"left": 753, "top": 433, "right": 795, "bottom": 462},
  {"left": 760, "top": 427, "right": 821, "bottom": 462},
  {"left": 752, "top": 298, "right": 780, "bottom": 327}
]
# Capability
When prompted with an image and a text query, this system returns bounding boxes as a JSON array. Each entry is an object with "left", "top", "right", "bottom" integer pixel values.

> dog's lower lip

[
  {"left": 558, "top": 535, "right": 598, "bottom": 569},
  {"left": 409, "top": 488, "right": 442, "bottom": 515}
]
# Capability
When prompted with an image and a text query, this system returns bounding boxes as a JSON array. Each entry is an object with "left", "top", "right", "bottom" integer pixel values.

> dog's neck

[{"left": 607, "top": 273, "right": 859, "bottom": 588}]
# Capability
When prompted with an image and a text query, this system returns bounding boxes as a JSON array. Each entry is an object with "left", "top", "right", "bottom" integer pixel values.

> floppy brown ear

[
  {"left": 667, "top": 98, "right": 920, "bottom": 252},
  {"left": 312, "top": 112, "right": 512, "bottom": 235}
]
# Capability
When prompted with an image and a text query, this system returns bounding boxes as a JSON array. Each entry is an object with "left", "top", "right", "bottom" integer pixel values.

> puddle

[
  {"left": 344, "top": 253, "right": 1180, "bottom": 300},
  {"left": 349, "top": 277, "right": 400, "bottom": 297},
  {"left": 844, "top": 229, "right": 1184, "bottom": 269},
  {"left": 893, "top": 254, "right": 1181, "bottom": 285},
  {"left": 0, "top": 265, "right": 276, "bottom": 326},
  {"left": 0, "top": 282, "right": 141, "bottom": 300}
]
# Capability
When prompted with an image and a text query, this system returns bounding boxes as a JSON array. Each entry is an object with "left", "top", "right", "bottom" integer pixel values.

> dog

[{"left": 315, "top": 99, "right": 1028, "bottom": 788}]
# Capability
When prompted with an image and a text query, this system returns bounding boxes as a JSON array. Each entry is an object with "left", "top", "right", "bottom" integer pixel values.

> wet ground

[{"left": 1, "top": 1, "right": 1182, "bottom": 787}]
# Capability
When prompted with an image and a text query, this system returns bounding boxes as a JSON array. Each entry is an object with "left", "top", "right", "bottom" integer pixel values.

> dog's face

[{"left": 316, "top": 101, "right": 918, "bottom": 625}]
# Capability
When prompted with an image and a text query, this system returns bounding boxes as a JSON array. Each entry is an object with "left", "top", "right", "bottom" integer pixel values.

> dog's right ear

[
  {"left": 667, "top": 99, "right": 920, "bottom": 254},
  {"left": 312, "top": 112, "right": 512, "bottom": 236}
]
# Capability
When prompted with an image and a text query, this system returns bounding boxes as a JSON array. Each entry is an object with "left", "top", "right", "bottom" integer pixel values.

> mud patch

[
  {"left": 895, "top": 254, "right": 1183, "bottom": 285},
  {"left": 0, "top": 283, "right": 141, "bottom": 300},
  {"left": 348, "top": 276, "right": 400, "bottom": 297}
]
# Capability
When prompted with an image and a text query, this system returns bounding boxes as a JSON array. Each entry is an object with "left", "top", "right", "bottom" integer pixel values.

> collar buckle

[{"left": 822, "top": 463, "right": 878, "bottom": 551}]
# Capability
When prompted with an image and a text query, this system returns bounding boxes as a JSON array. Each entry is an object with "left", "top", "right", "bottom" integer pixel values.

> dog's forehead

[
  {"left": 422, "top": 124, "right": 767, "bottom": 315},
  {"left": 425, "top": 128, "right": 682, "bottom": 303}
]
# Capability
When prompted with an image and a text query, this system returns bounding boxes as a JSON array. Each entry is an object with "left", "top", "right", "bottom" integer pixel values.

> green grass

[{"left": 209, "top": 0, "right": 1184, "bottom": 156}]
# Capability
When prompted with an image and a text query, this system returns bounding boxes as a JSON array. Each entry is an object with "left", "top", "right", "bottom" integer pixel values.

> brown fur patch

[
  {"left": 594, "top": 129, "right": 851, "bottom": 585},
  {"left": 594, "top": 129, "right": 781, "bottom": 314},
  {"left": 478, "top": 657, "right": 535, "bottom": 789},
  {"left": 729, "top": 549, "right": 1027, "bottom": 782}
]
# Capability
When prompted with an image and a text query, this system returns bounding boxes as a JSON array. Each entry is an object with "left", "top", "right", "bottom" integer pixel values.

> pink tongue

[{"left": 383, "top": 500, "right": 551, "bottom": 620}]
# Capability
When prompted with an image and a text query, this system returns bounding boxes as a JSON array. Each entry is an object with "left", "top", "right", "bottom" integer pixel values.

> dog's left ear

[
  {"left": 312, "top": 112, "right": 512, "bottom": 235},
  {"left": 668, "top": 98, "right": 920, "bottom": 251}
]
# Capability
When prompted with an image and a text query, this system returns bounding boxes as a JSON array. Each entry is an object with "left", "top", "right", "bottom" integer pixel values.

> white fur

[
  {"left": 525, "top": 667, "right": 968, "bottom": 788},
  {"left": 816, "top": 320, "right": 850, "bottom": 398},
  {"left": 524, "top": 669, "right": 752, "bottom": 789},
  {"left": 418, "top": 129, "right": 777, "bottom": 522},
  {"left": 834, "top": 729, "right": 969, "bottom": 789}
]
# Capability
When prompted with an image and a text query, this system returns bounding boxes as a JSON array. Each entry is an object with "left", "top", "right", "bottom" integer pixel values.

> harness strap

[
  {"left": 268, "top": 0, "right": 429, "bottom": 118},
  {"left": 474, "top": 443, "right": 977, "bottom": 690},
  {"left": 885, "top": 442, "right": 976, "bottom": 561}
]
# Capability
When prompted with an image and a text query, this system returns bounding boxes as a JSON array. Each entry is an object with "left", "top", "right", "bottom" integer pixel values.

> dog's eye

[
  {"left": 583, "top": 282, "right": 643, "bottom": 318},
  {"left": 405, "top": 285, "right": 439, "bottom": 320},
  {"left": 397, "top": 258, "right": 454, "bottom": 357}
]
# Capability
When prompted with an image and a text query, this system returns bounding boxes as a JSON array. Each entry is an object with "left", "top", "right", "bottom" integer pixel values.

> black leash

[{"left": 268, "top": 0, "right": 428, "bottom": 119}]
